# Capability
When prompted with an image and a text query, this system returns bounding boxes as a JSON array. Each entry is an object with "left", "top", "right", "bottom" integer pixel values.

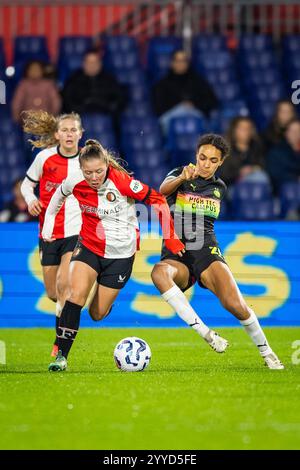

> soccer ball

[{"left": 114, "top": 337, "right": 151, "bottom": 372}]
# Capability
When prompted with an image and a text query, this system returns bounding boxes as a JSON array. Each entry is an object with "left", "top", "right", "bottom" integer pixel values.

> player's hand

[
  {"left": 28, "top": 199, "right": 43, "bottom": 216},
  {"left": 42, "top": 235, "right": 56, "bottom": 243},
  {"left": 179, "top": 164, "right": 197, "bottom": 181},
  {"left": 177, "top": 248, "right": 186, "bottom": 258}
]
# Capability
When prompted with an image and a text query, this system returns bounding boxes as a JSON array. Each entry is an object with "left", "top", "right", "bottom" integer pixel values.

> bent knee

[{"left": 151, "top": 262, "right": 173, "bottom": 283}]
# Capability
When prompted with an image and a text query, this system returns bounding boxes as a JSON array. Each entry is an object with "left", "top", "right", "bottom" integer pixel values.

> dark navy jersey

[{"left": 163, "top": 166, "right": 227, "bottom": 248}]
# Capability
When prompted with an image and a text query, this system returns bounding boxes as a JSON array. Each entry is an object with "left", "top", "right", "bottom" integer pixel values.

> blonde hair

[
  {"left": 22, "top": 110, "right": 83, "bottom": 149},
  {"left": 79, "top": 139, "right": 131, "bottom": 175}
]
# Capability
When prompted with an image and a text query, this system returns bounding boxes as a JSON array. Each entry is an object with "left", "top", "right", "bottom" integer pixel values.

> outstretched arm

[{"left": 109, "top": 170, "right": 185, "bottom": 255}]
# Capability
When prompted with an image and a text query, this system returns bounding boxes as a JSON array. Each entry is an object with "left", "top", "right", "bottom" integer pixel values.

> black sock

[
  {"left": 57, "top": 301, "right": 82, "bottom": 359},
  {"left": 54, "top": 316, "right": 59, "bottom": 346}
]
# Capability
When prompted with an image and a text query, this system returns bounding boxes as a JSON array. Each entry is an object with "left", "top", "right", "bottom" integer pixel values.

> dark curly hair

[{"left": 196, "top": 133, "right": 230, "bottom": 161}]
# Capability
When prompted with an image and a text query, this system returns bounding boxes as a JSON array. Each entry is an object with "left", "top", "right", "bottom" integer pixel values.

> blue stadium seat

[
  {"left": 232, "top": 182, "right": 275, "bottom": 219},
  {"left": 194, "top": 51, "right": 234, "bottom": 74},
  {"left": 105, "top": 51, "right": 139, "bottom": 71},
  {"left": 147, "top": 36, "right": 183, "bottom": 82},
  {"left": 167, "top": 115, "right": 206, "bottom": 151},
  {"left": 57, "top": 36, "right": 93, "bottom": 85},
  {"left": 83, "top": 132, "right": 117, "bottom": 152},
  {"left": 105, "top": 36, "right": 138, "bottom": 53},
  {"left": 80, "top": 114, "right": 117, "bottom": 150},
  {"left": 234, "top": 200, "right": 275, "bottom": 220},
  {"left": 244, "top": 68, "right": 281, "bottom": 87},
  {"left": 14, "top": 36, "right": 49, "bottom": 63},
  {"left": 122, "top": 133, "right": 162, "bottom": 154},
  {"left": 282, "top": 35, "right": 300, "bottom": 53},
  {"left": 127, "top": 150, "right": 167, "bottom": 169},
  {"left": 192, "top": 34, "right": 227, "bottom": 54},
  {"left": 134, "top": 165, "right": 169, "bottom": 190},
  {"left": 121, "top": 116, "right": 160, "bottom": 135},
  {"left": 122, "top": 103, "right": 154, "bottom": 118},
  {"left": 251, "top": 84, "right": 285, "bottom": 103},
  {"left": 232, "top": 181, "right": 273, "bottom": 201},
  {"left": 240, "top": 51, "right": 277, "bottom": 70},
  {"left": 239, "top": 34, "right": 273, "bottom": 52},
  {"left": 81, "top": 113, "right": 114, "bottom": 134},
  {"left": 128, "top": 85, "right": 149, "bottom": 103},
  {"left": 113, "top": 69, "right": 147, "bottom": 87},
  {"left": 209, "top": 101, "right": 249, "bottom": 133},
  {"left": 280, "top": 182, "right": 300, "bottom": 218}
]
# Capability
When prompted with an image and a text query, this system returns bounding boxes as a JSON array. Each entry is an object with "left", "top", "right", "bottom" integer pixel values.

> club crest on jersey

[
  {"left": 213, "top": 188, "right": 221, "bottom": 198},
  {"left": 106, "top": 191, "right": 116, "bottom": 202},
  {"left": 130, "top": 180, "right": 143, "bottom": 193}
]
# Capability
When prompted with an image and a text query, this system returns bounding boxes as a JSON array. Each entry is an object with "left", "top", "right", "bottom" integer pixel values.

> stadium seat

[
  {"left": 14, "top": 36, "right": 49, "bottom": 64},
  {"left": 105, "top": 36, "right": 138, "bottom": 53},
  {"left": 122, "top": 103, "right": 154, "bottom": 118},
  {"left": 81, "top": 113, "right": 114, "bottom": 133},
  {"left": 57, "top": 36, "right": 94, "bottom": 85},
  {"left": 113, "top": 69, "right": 147, "bottom": 87},
  {"left": 192, "top": 34, "right": 227, "bottom": 54},
  {"left": 280, "top": 182, "right": 300, "bottom": 218},
  {"left": 122, "top": 133, "right": 162, "bottom": 155},
  {"left": 234, "top": 200, "right": 275, "bottom": 220},
  {"left": 166, "top": 115, "right": 207, "bottom": 166},
  {"left": 134, "top": 165, "right": 169, "bottom": 190},
  {"left": 194, "top": 51, "right": 234, "bottom": 73},
  {"left": 167, "top": 115, "right": 206, "bottom": 149},
  {"left": 209, "top": 101, "right": 249, "bottom": 133},
  {"left": 105, "top": 51, "right": 139, "bottom": 71},
  {"left": 121, "top": 116, "right": 160, "bottom": 136},
  {"left": 80, "top": 113, "right": 117, "bottom": 151},
  {"left": 239, "top": 34, "right": 273, "bottom": 52},
  {"left": 147, "top": 36, "right": 183, "bottom": 82},
  {"left": 282, "top": 35, "right": 300, "bottom": 85},
  {"left": 232, "top": 181, "right": 273, "bottom": 201},
  {"left": 127, "top": 150, "right": 167, "bottom": 169}
]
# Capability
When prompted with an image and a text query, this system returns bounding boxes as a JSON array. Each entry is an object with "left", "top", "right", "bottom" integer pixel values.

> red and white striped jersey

[
  {"left": 53, "top": 165, "right": 184, "bottom": 258},
  {"left": 26, "top": 146, "right": 82, "bottom": 239}
]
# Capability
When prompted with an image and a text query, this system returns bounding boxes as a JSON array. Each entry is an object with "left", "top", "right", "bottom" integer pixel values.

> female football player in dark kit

[{"left": 151, "top": 133, "right": 284, "bottom": 369}]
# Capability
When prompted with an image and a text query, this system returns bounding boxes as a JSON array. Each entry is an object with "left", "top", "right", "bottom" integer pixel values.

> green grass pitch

[{"left": 0, "top": 327, "right": 300, "bottom": 450}]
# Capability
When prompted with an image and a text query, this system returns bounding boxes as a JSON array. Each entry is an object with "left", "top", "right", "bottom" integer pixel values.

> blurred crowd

[{"left": 1, "top": 46, "right": 300, "bottom": 222}]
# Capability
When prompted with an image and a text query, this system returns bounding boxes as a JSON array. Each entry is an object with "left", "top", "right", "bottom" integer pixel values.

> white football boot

[
  {"left": 263, "top": 352, "right": 284, "bottom": 370},
  {"left": 204, "top": 329, "right": 229, "bottom": 353}
]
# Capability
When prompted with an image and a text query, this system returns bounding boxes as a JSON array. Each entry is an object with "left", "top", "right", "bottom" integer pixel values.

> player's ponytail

[
  {"left": 22, "top": 110, "right": 83, "bottom": 149},
  {"left": 79, "top": 139, "right": 131, "bottom": 175}
]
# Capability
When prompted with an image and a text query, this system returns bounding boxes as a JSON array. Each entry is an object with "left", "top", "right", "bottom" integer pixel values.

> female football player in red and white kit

[
  {"left": 42, "top": 139, "right": 185, "bottom": 371},
  {"left": 20, "top": 111, "right": 83, "bottom": 356}
]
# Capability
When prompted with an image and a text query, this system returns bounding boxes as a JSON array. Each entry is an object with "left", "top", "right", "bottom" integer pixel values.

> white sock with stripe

[
  {"left": 162, "top": 285, "right": 210, "bottom": 338},
  {"left": 240, "top": 310, "right": 272, "bottom": 356}
]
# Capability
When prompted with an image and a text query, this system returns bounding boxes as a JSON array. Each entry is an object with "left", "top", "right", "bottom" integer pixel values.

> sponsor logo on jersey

[
  {"left": 190, "top": 183, "right": 197, "bottom": 191},
  {"left": 80, "top": 203, "right": 122, "bottom": 217},
  {"left": 130, "top": 180, "right": 143, "bottom": 193},
  {"left": 213, "top": 188, "right": 221, "bottom": 198},
  {"left": 106, "top": 191, "right": 116, "bottom": 202}
]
